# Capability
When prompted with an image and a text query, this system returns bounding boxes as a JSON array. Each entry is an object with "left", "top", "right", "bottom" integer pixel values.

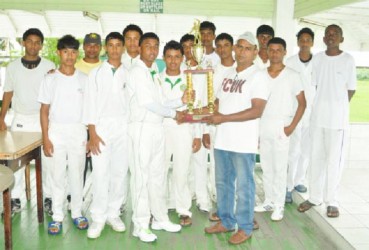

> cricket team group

[{"left": 0, "top": 20, "right": 356, "bottom": 245}]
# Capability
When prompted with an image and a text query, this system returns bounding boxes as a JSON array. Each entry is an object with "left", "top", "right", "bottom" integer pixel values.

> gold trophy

[{"left": 184, "top": 19, "right": 214, "bottom": 122}]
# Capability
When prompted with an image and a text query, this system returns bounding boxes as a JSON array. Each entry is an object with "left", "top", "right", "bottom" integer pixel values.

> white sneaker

[
  {"left": 151, "top": 220, "right": 181, "bottom": 233},
  {"left": 106, "top": 217, "right": 126, "bottom": 232},
  {"left": 87, "top": 222, "right": 105, "bottom": 238},
  {"left": 254, "top": 203, "right": 275, "bottom": 212},
  {"left": 271, "top": 206, "right": 284, "bottom": 221},
  {"left": 133, "top": 227, "right": 157, "bottom": 242}
]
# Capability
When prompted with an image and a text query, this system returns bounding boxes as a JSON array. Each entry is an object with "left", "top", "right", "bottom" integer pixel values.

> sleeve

[
  {"left": 346, "top": 56, "right": 357, "bottom": 91},
  {"left": 311, "top": 55, "right": 318, "bottom": 87},
  {"left": 3, "top": 64, "right": 15, "bottom": 92},
  {"left": 144, "top": 102, "right": 176, "bottom": 118},
  {"left": 162, "top": 98, "right": 183, "bottom": 109},
  {"left": 192, "top": 123, "right": 202, "bottom": 138},
  {"left": 250, "top": 73, "right": 270, "bottom": 100},
  {"left": 293, "top": 72, "right": 304, "bottom": 96},
  {"left": 82, "top": 70, "right": 99, "bottom": 125},
  {"left": 37, "top": 76, "right": 51, "bottom": 105}
]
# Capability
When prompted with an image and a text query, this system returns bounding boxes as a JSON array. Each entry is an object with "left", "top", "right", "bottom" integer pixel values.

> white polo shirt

[
  {"left": 214, "top": 64, "right": 269, "bottom": 154},
  {"left": 121, "top": 51, "right": 140, "bottom": 70},
  {"left": 4, "top": 58, "right": 55, "bottom": 115},
  {"left": 310, "top": 51, "right": 356, "bottom": 130},
  {"left": 38, "top": 70, "right": 87, "bottom": 123}
]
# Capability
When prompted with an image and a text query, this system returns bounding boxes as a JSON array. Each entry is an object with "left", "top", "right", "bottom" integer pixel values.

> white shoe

[
  {"left": 254, "top": 203, "right": 275, "bottom": 212},
  {"left": 271, "top": 206, "right": 284, "bottom": 221},
  {"left": 133, "top": 227, "right": 157, "bottom": 242},
  {"left": 87, "top": 222, "right": 105, "bottom": 239},
  {"left": 151, "top": 220, "right": 181, "bottom": 233},
  {"left": 106, "top": 217, "right": 126, "bottom": 232}
]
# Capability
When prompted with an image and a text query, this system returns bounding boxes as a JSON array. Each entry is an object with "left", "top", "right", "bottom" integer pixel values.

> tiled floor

[{"left": 296, "top": 167, "right": 369, "bottom": 250}]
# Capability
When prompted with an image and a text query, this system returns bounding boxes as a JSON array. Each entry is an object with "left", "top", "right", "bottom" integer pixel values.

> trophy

[{"left": 184, "top": 19, "right": 215, "bottom": 122}]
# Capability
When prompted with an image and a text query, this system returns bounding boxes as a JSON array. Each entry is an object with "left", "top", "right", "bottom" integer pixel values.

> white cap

[{"left": 237, "top": 32, "right": 257, "bottom": 46}]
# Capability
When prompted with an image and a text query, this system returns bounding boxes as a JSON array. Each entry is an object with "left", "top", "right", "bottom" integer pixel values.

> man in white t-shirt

[
  {"left": 255, "top": 37, "right": 306, "bottom": 221},
  {"left": 204, "top": 32, "right": 269, "bottom": 245},
  {"left": 83, "top": 32, "right": 129, "bottom": 239},
  {"left": 298, "top": 24, "right": 356, "bottom": 218},
  {"left": 254, "top": 25, "right": 274, "bottom": 69},
  {"left": 39, "top": 35, "right": 89, "bottom": 235},
  {"left": 121, "top": 24, "right": 143, "bottom": 70},
  {"left": 128, "top": 32, "right": 192, "bottom": 242},
  {"left": 161, "top": 40, "right": 194, "bottom": 227},
  {"left": 0, "top": 28, "right": 55, "bottom": 216},
  {"left": 285, "top": 28, "right": 316, "bottom": 203}
]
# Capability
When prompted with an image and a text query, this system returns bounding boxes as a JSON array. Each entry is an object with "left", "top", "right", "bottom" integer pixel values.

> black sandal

[{"left": 327, "top": 206, "right": 339, "bottom": 218}]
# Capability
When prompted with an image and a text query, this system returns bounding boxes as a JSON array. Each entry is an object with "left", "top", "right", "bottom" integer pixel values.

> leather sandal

[
  {"left": 297, "top": 200, "right": 315, "bottom": 213},
  {"left": 327, "top": 206, "right": 339, "bottom": 218},
  {"left": 179, "top": 215, "right": 192, "bottom": 227}
]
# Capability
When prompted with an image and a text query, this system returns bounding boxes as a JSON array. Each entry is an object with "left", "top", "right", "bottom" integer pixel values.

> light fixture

[{"left": 83, "top": 11, "right": 99, "bottom": 21}]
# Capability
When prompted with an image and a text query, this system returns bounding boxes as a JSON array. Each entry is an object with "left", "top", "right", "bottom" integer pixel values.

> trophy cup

[{"left": 184, "top": 19, "right": 215, "bottom": 122}]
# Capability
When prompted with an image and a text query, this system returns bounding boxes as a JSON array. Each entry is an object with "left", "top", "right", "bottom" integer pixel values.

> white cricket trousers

[
  {"left": 165, "top": 124, "right": 193, "bottom": 217},
  {"left": 10, "top": 113, "right": 52, "bottom": 199},
  {"left": 309, "top": 127, "right": 347, "bottom": 207},
  {"left": 259, "top": 119, "right": 290, "bottom": 207},
  {"left": 90, "top": 117, "right": 129, "bottom": 223},
  {"left": 287, "top": 125, "right": 310, "bottom": 191},
  {"left": 48, "top": 123, "right": 86, "bottom": 221},
  {"left": 129, "top": 122, "right": 169, "bottom": 230}
]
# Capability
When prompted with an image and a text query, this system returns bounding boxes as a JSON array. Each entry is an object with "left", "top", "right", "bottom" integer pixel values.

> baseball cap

[
  {"left": 84, "top": 33, "right": 102, "bottom": 45},
  {"left": 237, "top": 32, "right": 257, "bottom": 46},
  {"left": 256, "top": 25, "right": 275, "bottom": 37}
]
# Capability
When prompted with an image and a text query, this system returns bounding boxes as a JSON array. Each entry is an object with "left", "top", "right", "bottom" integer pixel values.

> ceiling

[{"left": 0, "top": 0, "right": 368, "bottom": 51}]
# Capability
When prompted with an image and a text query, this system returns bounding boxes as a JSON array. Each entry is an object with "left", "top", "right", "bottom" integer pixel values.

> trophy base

[{"left": 185, "top": 113, "right": 212, "bottom": 123}]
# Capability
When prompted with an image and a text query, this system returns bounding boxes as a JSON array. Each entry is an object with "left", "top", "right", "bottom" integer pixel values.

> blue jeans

[{"left": 214, "top": 149, "right": 255, "bottom": 235}]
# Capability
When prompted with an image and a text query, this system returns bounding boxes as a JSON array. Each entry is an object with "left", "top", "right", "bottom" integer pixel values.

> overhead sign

[{"left": 140, "top": 0, "right": 163, "bottom": 13}]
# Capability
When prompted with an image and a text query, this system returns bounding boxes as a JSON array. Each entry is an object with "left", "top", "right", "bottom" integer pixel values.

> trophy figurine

[{"left": 184, "top": 19, "right": 215, "bottom": 122}]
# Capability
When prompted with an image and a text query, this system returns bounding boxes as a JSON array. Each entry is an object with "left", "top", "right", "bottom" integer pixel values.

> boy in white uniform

[
  {"left": 254, "top": 25, "right": 274, "bottom": 69},
  {"left": 255, "top": 37, "right": 306, "bottom": 221},
  {"left": 0, "top": 28, "right": 55, "bottom": 215},
  {"left": 200, "top": 21, "right": 220, "bottom": 67},
  {"left": 83, "top": 32, "right": 129, "bottom": 238},
  {"left": 285, "top": 28, "right": 316, "bottom": 203},
  {"left": 204, "top": 32, "right": 269, "bottom": 245},
  {"left": 179, "top": 34, "right": 210, "bottom": 212},
  {"left": 121, "top": 24, "right": 143, "bottom": 70},
  {"left": 161, "top": 40, "right": 193, "bottom": 226},
  {"left": 298, "top": 24, "right": 356, "bottom": 218},
  {"left": 128, "top": 32, "right": 191, "bottom": 242},
  {"left": 39, "top": 35, "right": 89, "bottom": 234}
]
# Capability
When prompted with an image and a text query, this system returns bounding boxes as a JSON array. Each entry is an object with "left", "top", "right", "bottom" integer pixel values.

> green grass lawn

[{"left": 350, "top": 80, "right": 369, "bottom": 122}]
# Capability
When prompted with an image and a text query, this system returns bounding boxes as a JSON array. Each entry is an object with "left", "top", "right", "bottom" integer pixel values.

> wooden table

[{"left": 0, "top": 131, "right": 44, "bottom": 250}]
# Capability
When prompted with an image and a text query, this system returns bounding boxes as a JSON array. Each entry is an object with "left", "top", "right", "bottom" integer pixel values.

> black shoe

[
  {"left": 44, "top": 198, "right": 53, "bottom": 216},
  {"left": 11, "top": 199, "right": 21, "bottom": 213}
]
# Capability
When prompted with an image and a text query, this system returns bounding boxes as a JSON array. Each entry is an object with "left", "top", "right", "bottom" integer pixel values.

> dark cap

[
  {"left": 84, "top": 33, "right": 102, "bottom": 45},
  {"left": 256, "top": 25, "right": 275, "bottom": 37}
]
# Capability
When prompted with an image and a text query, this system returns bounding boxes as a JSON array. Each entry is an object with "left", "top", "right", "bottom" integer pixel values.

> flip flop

[
  {"left": 48, "top": 221, "right": 62, "bottom": 235},
  {"left": 327, "top": 206, "right": 339, "bottom": 218},
  {"left": 298, "top": 200, "right": 315, "bottom": 213},
  {"left": 73, "top": 216, "right": 89, "bottom": 230},
  {"left": 179, "top": 215, "right": 192, "bottom": 227}
]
